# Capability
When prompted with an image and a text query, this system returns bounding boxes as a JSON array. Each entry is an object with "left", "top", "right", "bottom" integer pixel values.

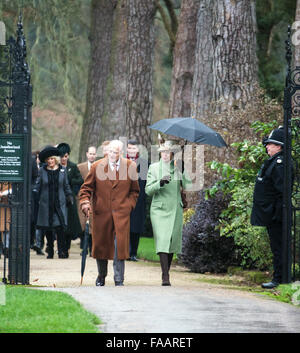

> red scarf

[{"left": 126, "top": 153, "right": 139, "bottom": 162}]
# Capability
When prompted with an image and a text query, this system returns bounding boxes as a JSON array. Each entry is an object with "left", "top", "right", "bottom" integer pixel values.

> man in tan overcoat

[{"left": 79, "top": 140, "right": 139, "bottom": 286}]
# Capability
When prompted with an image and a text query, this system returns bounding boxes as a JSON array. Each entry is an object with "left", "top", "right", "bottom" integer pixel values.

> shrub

[
  {"left": 206, "top": 121, "right": 277, "bottom": 270},
  {"left": 179, "top": 191, "right": 239, "bottom": 273},
  {"left": 183, "top": 208, "right": 195, "bottom": 225},
  {"left": 218, "top": 183, "right": 272, "bottom": 270}
]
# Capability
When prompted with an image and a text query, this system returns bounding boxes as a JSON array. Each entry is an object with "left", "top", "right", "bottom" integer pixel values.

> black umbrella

[
  {"left": 149, "top": 117, "right": 227, "bottom": 147},
  {"left": 80, "top": 219, "right": 89, "bottom": 285}
]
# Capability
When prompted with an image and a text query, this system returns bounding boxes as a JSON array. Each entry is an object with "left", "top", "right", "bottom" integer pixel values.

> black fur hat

[
  {"left": 57, "top": 143, "right": 71, "bottom": 156},
  {"left": 39, "top": 146, "right": 60, "bottom": 164}
]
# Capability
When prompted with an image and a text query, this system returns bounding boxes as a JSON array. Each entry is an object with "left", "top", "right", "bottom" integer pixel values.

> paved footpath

[
  {"left": 55, "top": 285, "right": 300, "bottom": 333},
  {"left": 29, "top": 242, "right": 300, "bottom": 333}
]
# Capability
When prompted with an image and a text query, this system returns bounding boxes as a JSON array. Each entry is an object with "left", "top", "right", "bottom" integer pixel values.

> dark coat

[
  {"left": 31, "top": 155, "right": 39, "bottom": 224},
  {"left": 66, "top": 160, "right": 84, "bottom": 196},
  {"left": 251, "top": 151, "right": 284, "bottom": 226},
  {"left": 33, "top": 165, "right": 73, "bottom": 230},
  {"left": 130, "top": 157, "right": 148, "bottom": 234},
  {"left": 79, "top": 157, "right": 140, "bottom": 260},
  {"left": 65, "top": 160, "right": 83, "bottom": 237}
]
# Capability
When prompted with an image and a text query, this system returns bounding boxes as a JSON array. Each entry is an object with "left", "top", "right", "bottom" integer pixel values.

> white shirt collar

[{"left": 109, "top": 159, "right": 120, "bottom": 171}]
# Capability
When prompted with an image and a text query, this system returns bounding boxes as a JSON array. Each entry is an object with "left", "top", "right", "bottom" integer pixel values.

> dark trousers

[
  {"left": 129, "top": 232, "right": 140, "bottom": 257},
  {"left": 34, "top": 229, "right": 44, "bottom": 249},
  {"left": 45, "top": 228, "right": 67, "bottom": 257},
  {"left": 66, "top": 233, "right": 72, "bottom": 251},
  {"left": 30, "top": 222, "right": 35, "bottom": 247},
  {"left": 267, "top": 222, "right": 282, "bottom": 283}
]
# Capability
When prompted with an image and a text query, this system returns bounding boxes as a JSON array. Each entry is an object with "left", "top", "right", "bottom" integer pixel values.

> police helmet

[{"left": 263, "top": 127, "right": 284, "bottom": 146}]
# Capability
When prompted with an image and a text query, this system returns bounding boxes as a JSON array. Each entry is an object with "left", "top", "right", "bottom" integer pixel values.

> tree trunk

[
  {"left": 192, "top": 0, "right": 258, "bottom": 118},
  {"left": 166, "top": 0, "right": 201, "bottom": 207},
  {"left": 125, "top": 0, "right": 156, "bottom": 148},
  {"left": 294, "top": 0, "right": 300, "bottom": 67},
  {"left": 168, "top": 0, "right": 200, "bottom": 118},
  {"left": 99, "top": 0, "right": 128, "bottom": 143},
  {"left": 79, "top": 0, "right": 156, "bottom": 160},
  {"left": 79, "top": 0, "right": 117, "bottom": 162},
  {"left": 191, "top": 0, "right": 258, "bottom": 187}
]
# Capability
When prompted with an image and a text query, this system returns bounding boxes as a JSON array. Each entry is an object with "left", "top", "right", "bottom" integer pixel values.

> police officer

[{"left": 251, "top": 127, "right": 284, "bottom": 289}]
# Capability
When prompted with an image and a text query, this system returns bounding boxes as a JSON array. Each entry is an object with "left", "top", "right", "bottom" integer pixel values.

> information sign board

[{"left": 0, "top": 134, "right": 24, "bottom": 181}]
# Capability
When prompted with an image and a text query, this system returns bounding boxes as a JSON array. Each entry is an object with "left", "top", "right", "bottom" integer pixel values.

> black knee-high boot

[
  {"left": 168, "top": 253, "right": 173, "bottom": 270},
  {"left": 45, "top": 231, "right": 54, "bottom": 259},
  {"left": 159, "top": 252, "right": 171, "bottom": 286},
  {"left": 56, "top": 228, "right": 68, "bottom": 258}
]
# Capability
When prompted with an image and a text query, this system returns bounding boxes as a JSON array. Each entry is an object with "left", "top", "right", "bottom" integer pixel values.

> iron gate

[
  {"left": 0, "top": 15, "right": 32, "bottom": 285},
  {"left": 282, "top": 26, "right": 300, "bottom": 283}
]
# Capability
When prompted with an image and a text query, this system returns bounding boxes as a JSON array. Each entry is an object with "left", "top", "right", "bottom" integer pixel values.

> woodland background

[
  {"left": 0, "top": 0, "right": 298, "bottom": 184},
  {"left": 1, "top": 0, "right": 300, "bottom": 274}
]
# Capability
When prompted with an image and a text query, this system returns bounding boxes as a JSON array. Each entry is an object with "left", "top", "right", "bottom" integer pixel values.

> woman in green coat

[{"left": 145, "top": 141, "right": 191, "bottom": 286}]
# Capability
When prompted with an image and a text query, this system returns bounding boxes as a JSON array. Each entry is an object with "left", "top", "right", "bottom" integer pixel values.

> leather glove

[
  {"left": 67, "top": 195, "right": 74, "bottom": 207},
  {"left": 81, "top": 203, "right": 90, "bottom": 217},
  {"left": 160, "top": 175, "right": 171, "bottom": 187}
]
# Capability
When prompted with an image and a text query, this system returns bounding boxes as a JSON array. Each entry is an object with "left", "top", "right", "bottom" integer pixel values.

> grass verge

[
  {"left": 137, "top": 238, "right": 300, "bottom": 306},
  {"left": 194, "top": 270, "right": 300, "bottom": 306},
  {"left": 137, "top": 237, "right": 159, "bottom": 262},
  {"left": 137, "top": 237, "right": 178, "bottom": 262},
  {"left": 260, "top": 283, "right": 300, "bottom": 305},
  {"left": 0, "top": 286, "right": 101, "bottom": 333}
]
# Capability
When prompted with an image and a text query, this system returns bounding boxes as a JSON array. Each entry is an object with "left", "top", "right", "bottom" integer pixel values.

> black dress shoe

[
  {"left": 33, "top": 245, "right": 44, "bottom": 255},
  {"left": 36, "top": 248, "right": 45, "bottom": 255},
  {"left": 32, "top": 245, "right": 39, "bottom": 252},
  {"left": 261, "top": 281, "right": 279, "bottom": 289},
  {"left": 115, "top": 281, "right": 124, "bottom": 286},
  {"left": 162, "top": 279, "right": 171, "bottom": 286},
  {"left": 162, "top": 281, "right": 171, "bottom": 286},
  {"left": 96, "top": 276, "right": 105, "bottom": 286}
]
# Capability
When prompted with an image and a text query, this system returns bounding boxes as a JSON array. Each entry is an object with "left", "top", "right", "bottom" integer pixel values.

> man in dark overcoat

[
  {"left": 57, "top": 143, "right": 83, "bottom": 254},
  {"left": 77, "top": 145, "right": 97, "bottom": 254},
  {"left": 126, "top": 139, "right": 148, "bottom": 261},
  {"left": 251, "top": 127, "right": 285, "bottom": 289}
]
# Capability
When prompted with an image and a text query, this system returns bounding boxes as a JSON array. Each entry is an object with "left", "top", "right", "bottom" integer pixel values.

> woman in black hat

[{"left": 33, "top": 146, "right": 73, "bottom": 258}]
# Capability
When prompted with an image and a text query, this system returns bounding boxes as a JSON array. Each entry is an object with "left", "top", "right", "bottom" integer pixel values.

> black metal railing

[
  {"left": 282, "top": 26, "right": 300, "bottom": 283},
  {"left": 0, "top": 15, "right": 32, "bottom": 285}
]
